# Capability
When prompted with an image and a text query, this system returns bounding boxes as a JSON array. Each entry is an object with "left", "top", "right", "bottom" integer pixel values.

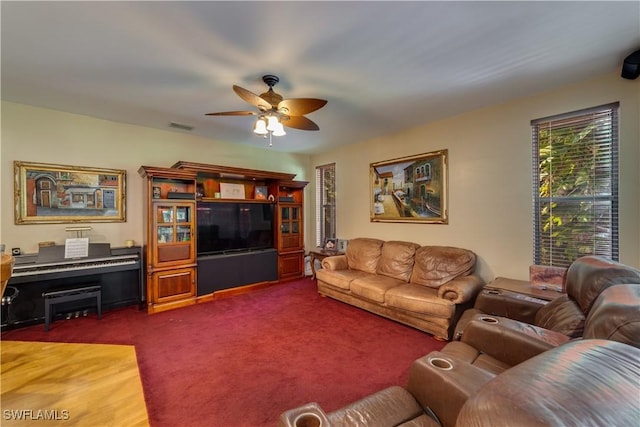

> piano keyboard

[{"left": 11, "top": 255, "right": 139, "bottom": 279}]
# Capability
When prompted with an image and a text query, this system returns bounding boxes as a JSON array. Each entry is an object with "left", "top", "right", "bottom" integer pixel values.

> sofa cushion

[
  {"left": 316, "top": 269, "right": 372, "bottom": 291},
  {"left": 534, "top": 294, "right": 585, "bottom": 338},
  {"left": 410, "top": 246, "right": 475, "bottom": 288},
  {"left": 385, "top": 284, "right": 455, "bottom": 318},
  {"left": 346, "top": 238, "right": 384, "bottom": 273},
  {"left": 376, "top": 241, "right": 420, "bottom": 282},
  {"left": 351, "top": 275, "right": 406, "bottom": 303}
]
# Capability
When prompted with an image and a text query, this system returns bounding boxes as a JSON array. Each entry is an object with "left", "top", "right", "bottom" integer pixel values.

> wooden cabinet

[
  {"left": 172, "top": 162, "right": 308, "bottom": 282},
  {"left": 139, "top": 166, "right": 197, "bottom": 314},
  {"left": 277, "top": 181, "right": 307, "bottom": 281}
]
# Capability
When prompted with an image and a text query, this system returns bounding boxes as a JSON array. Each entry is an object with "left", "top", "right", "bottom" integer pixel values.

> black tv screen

[{"left": 197, "top": 202, "right": 275, "bottom": 255}]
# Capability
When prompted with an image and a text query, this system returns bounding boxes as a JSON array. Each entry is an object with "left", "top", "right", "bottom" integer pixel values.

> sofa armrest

[
  {"left": 321, "top": 255, "right": 348, "bottom": 271},
  {"left": 438, "top": 275, "right": 485, "bottom": 304},
  {"left": 461, "top": 316, "right": 571, "bottom": 366},
  {"left": 277, "top": 402, "right": 331, "bottom": 427}
]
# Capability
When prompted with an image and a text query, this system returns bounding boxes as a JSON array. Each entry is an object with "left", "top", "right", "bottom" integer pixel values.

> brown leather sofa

[
  {"left": 278, "top": 340, "right": 640, "bottom": 427},
  {"left": 280, "top": 256, "right": 640, "bottom": 426},
  {"left": 316, "top": 238, "right": 484, "bottom": 340}
]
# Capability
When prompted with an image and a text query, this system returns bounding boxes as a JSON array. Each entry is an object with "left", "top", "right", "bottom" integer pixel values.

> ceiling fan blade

[
  {"left": 277, "top": 98, "right": 327, "bottom": 116},
  {"left": 233, "top": 85, "right": 272, "bottom": 111},
  {"left": 282, "top": 115, "right": 320, "bottom": 131},
  {"left": 205, "top": 111, "right": 257, "bottom": 116}
]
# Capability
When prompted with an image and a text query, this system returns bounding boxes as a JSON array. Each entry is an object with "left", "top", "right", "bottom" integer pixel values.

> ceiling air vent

[{"left": 169, "top": 122, "right": 194, "bottom": 131}]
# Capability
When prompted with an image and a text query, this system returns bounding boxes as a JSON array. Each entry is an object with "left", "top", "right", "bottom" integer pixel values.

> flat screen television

[{"left": 196, "top": 202, "right": 275, "bottom": 255}]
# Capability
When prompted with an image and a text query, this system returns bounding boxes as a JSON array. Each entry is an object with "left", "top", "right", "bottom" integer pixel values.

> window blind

[
  {"left": 531, "top": 102, "right": 619, "bottom": 268},
  {"left": 315, "top": 163, "right": 336, "bottom": 247}
]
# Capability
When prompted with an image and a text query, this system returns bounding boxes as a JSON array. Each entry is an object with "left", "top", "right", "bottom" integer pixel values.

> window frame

[{"left": 531, "top": 102, "right": 619, "bottom": 267}]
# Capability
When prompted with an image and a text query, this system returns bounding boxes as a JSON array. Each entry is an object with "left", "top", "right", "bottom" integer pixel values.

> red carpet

[{"left": 2, "top": 278, "right": 445, "bottom": 426}]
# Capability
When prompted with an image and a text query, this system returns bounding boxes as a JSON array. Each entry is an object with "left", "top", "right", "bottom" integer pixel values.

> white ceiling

[{"left": 2, "top": 1, "right": 639, "bottom": 154}]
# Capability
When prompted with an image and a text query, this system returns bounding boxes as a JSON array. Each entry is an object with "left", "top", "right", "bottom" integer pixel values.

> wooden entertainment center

[{"left": 139, "top": 162, "right": 308, "bottom": 314}]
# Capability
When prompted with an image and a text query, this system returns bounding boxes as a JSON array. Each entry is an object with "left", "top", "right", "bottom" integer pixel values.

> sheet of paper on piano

[{"left": 64, "top": 238, "right": 89, "bottom": 259}]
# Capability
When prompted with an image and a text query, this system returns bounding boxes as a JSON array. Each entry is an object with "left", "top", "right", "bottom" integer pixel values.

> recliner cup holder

[
  {"left": 479, "top": 316, "right": 499, "bottom": 324},
  {"left": 428, "top": 357, "right": 453, "bottom": 370},
  {"left": 294, "top": 413, "right": 321, "bottom": 427}
]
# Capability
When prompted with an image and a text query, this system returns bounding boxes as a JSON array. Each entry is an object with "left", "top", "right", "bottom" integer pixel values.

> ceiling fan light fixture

[
  {"left": 266, "top": 115, "right": 279, "bottom": 132},
  {"left": 272, "top": 121, "right": 286, "bottom": 136},
  {"left": 253, "top": 117, "right": 268, "bottom": 135},
  {"left": 206, "top": 74, "right": 327, "bottom": 145}
]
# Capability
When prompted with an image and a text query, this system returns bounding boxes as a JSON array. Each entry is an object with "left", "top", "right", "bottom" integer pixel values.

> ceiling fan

[{"left": 206, "top": 75, "right": 327, "bottom": 133}]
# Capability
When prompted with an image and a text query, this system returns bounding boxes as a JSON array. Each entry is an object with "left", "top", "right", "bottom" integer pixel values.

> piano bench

[{"left": 42, "top": 285, "right": 102, "bottom": 331}]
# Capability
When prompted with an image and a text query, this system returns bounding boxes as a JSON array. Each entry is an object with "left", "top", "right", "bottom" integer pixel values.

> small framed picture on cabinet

[
  {"left": 153, "top": 186, "right": 161, "bottom": 199},
  {"left": 254, "top": 186, "right": 268, "bottom": 200}
]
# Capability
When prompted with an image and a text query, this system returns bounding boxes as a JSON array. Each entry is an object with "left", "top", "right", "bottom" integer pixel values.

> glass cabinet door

[
  {"left": 155, "top": 204, "right": 192, "bottom": 244},
  {"left": 280, "top": 206, "right": 301, "bottom": 236},
  {"left": 280, "top": 204, "right": 303, "bottom": 251}
]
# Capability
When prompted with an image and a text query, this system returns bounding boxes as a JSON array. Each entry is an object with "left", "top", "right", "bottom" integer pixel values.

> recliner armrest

[
  {"left": 407, "top": 351, "right": 495, "bottom": 427},
  {"left": 461, "top": 315, "right": 571, "bottom": 366},
  {"left": 321, "top": 255, "right": 348, "bottom": 271},
  {"left": 473, "top": 288, "right": 547, "bottom": 324},
  {"left": 438, "top": 275, "right": 484, "bottom": 304}
]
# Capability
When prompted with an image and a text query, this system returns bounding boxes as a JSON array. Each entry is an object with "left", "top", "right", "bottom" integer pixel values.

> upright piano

[{"left": 3, "top": 243, "right": 143, "bottom": 330}]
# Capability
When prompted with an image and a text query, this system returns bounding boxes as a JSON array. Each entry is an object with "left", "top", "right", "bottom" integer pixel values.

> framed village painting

[
  {"left": 370, "top": 149, "right": 448, "bottom": 224},
  {"left": 14, "top": 161, "right": 126, "bottom": 224}
]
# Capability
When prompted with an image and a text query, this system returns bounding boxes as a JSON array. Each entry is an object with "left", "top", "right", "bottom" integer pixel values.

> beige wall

[
  {"left": 0, "top": 102, "right": 309, "bottom": 254},
  {"left": 308, "top": 72, "right": 640, "bottom": 281}
]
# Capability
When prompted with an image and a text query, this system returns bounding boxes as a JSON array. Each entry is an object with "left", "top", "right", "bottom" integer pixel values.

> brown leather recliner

[
  {"left": 445, "top": 282, "right": 640, "bottom": 370},
  {"left": 454, "top": 255, "right": 640, "bottom": 342},
  {"left": 278, "top": 340, "right": 640, "bottom": 427},
  {"left": 445, "top": 256, "right": 640, "bottom": 370},
  {"left": 455, "top": 339, "right": 640, "bottom": 427}
]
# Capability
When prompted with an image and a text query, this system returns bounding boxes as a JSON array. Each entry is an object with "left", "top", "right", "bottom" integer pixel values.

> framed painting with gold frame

[
  {"left": 370, "top": 149, "right": 448, "bottom": 224},
  {"left": 14, "top": 161, "right": 126, "bottom": 224}
]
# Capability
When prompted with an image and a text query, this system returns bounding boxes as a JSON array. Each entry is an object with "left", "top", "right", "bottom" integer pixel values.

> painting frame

[
  {"left": 370, "top": 149, "right": 448, "bottom": 224},
  {"left": 14, "top": 161, "right": 126, "bottom": 224}
]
